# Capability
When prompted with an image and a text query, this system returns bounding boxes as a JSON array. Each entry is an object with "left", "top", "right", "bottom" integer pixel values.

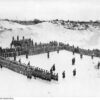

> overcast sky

[{"left": 0, "top": 0, "right": 100, "bottom": 21}]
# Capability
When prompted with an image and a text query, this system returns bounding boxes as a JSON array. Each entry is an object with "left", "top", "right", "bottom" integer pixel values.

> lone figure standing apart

[
  {"left": 62, "top": 71, "right": 65, "bottom": 78},
  {"left": 73, "top": 68, "right": 76, "bottom": 76},
  {"left": 72, "top": 57, "right": 75, "bottom": 65}
]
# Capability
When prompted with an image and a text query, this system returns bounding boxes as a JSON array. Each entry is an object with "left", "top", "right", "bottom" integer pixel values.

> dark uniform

[
  {"left": 47, "top": 52, "right": 50, "bottom": 58},
  {"left": 14, "top": 53, "right": 16, "bottom": 61},
  {"left": 72, "top": 58, "right": 75, "bottom": 65},
  {"left": 19, "top": 59, "right": 21, "bottom": 63},
  {"left": 91, "top": 55, "right": 94, "bottom": 59},
  {"left": 28, "top": 61, "right": 30, "bottom": 66},
  {"left": 97, "top": 62, "right": 100, "bottom": 69},
  {"left": 0, "top": 64, "right": 2, "bottom": 69},
  {"left": 57, "top": 49, "right": 59, "bottom": 53},
  {"left": 52, "top": 64, "right": 55, "bottom": 71},
  {"left": 50, "top": 68, "right": 53, "bottom": 74},
  {"left": 73, "top": 69, "right": 76, "bottom": 76},
  {"left": 80, "top": 54, "right": 83, "bottom": 59},
  {"left": 26, "top": 52, "right": 28, "bottom": 59},
  {"left": 62, "top": 71, "right": 65, "bottom": 78},
  {"left": 73, "top": 51, "right": 75, "bottom": 55}
]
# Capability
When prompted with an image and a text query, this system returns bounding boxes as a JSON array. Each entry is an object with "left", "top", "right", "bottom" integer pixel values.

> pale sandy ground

[
  {"left": 2, "top": 50, "right": 100, "bottom": 97},
  {"left": 0, "top": 20, "right": 100, "bottom": 50},
  {"left": 0, "top": 20, "right": 100, "bottom": 97}
]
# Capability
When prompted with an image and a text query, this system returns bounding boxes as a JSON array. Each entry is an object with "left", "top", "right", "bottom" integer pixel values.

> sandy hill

[{"left": 0, "top": 19, "right": 100, "bottom": 50}]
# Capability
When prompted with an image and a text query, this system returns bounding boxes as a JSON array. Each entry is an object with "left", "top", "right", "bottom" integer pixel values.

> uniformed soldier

[
  {"left": 62, "top": 71, "right": 65, "bottom": 78},
  {"left": 47, "top": 51, "right": 50, "bottom": 58},
  {"left": 27, "top": 73, "right": 32, "bottom": 79},
  {"left": 52, "top": 64, "right": 55, "bottom": 71},
  {"left": 0, "top": 64, "right": 2, "bottom": 69},
  {"left": 17, "top": 35, "right": 19, "bottom": 41},
  {"left": 97, "top": 62, "right": 100, "bottom": 69},
  {"left": 72, "top": 57, "right": 75, "bottom": 65},
  {"left": 56, "top": 73, "right": 58, "bottom": 81},
  {"left": 80, "top": 53, "right": 83, "bottom": 59},
  {"left": 26, "top": 52, "right": 28, "bottom": 59},
  {"left": 91, "top": 54, "right": 94, "bottom": 59},
  {"left": 14, "top": 53, "right": 16, "bottom": 61},
  {"left": 19, "top": 59, "right": 21, "bottom": 63},
  {"left": 57, "top": 49, "right": 59, "bottom": 53},
  {"left": 73, "top": 69, "right": 76, "bottom": 76},
  {"left": 50, "top": 68, "right": 53, "bottom": 74},
  {"left": 73, "top": 51, "right": 75, "bottom": 55},
  {"left": 28, "top": 61, "right": 30, "bottom": 66}
]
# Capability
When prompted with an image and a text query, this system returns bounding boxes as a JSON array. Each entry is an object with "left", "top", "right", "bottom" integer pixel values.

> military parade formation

[{"left": 0, "top": 36, "right": 100, "bottom": 82}]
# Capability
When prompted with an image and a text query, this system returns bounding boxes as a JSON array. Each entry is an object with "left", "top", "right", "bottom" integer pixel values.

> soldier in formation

[
  {"left": 52, "top": 64, "right": 55, "bottom": 71},
  {"left": 50, "top": 64, "right": 56, "bottom": 73},
  {"left": 57, "top": 49, "right": 59, "bottom": 54},
  {"left": 14, "top": 53, "right": 16, "bottom": 61},
  {"left": 27, "top": 73, "right": 32, "bottom": 79},
  {"left": 73, "top": 51, "right": 75, "bottom": 55},
  {"left": 72, "top": 57, "right": 75, "bottom": 65},
  {"left": 19, "top": 59, "right": 21, "bottom": 63},
  {"left": 28, "top": 61, "right": 30, "bottom": 66},
  {"left": 47, "top": 51, "right": 50, "bottom": 59},
  {"left": 97, "top": 62, "right": 100, "bottom": 69},
  {"left": 91, "top": 54, "right": 94, "bottom": 59},
  {"left": 26, "top": 52, "right": 28, "bottom": 59},
  {"left": 80, "top": 53, "right": 83, "bottom": 59},
  {"left": 62, "top": 71, "right": 65, "bottom": 78},
  {"left": 0, "top": 64, "right": 2, "bottom": 69},
  {"left": 73, "top": 68, "right": 76, "bottom": 76}
]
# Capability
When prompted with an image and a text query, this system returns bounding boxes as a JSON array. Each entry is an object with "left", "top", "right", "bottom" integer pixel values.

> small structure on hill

[{"left": 10, "top": 36, "right": 34, "bottom": 49}]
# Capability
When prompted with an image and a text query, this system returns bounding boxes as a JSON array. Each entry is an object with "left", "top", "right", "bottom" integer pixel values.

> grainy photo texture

[{"left": 0, "top": 0, "right": 100, "bottom": 97}]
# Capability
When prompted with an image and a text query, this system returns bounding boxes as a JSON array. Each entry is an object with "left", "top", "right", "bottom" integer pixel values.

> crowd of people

[{"left": 0, "top": 36, "right": 100, "bottom": 82}]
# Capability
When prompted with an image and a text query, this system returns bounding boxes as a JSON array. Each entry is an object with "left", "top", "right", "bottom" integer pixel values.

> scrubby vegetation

[
  {"left": 3, "top": 19, "right": 44, "bottom": 25},
  {"left": 50, "top": 19, "right": 100, "bottom": 30}
]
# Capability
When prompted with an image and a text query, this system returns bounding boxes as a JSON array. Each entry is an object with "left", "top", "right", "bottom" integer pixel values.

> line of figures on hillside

[
  {"left": 1, "top": 36, "right": 100, "bottom": 81},
  {"left": 1, "top": 36, "right": 100, "bottom": 59},
  {"left": 1, "top": 47, "right": 100, "bottom": 82},
  {"left": 6, "top": 46, "right": 100, "bottom": 80}
]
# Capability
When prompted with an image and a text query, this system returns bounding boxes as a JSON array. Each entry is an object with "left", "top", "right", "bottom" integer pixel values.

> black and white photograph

[{"left": 0, "top": 0, "right": 100, "bottom": 98}]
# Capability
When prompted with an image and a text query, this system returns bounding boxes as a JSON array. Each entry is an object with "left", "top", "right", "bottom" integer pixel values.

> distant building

[{"left": 10, "top": 36, "right": 34, "bottom": 49}]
